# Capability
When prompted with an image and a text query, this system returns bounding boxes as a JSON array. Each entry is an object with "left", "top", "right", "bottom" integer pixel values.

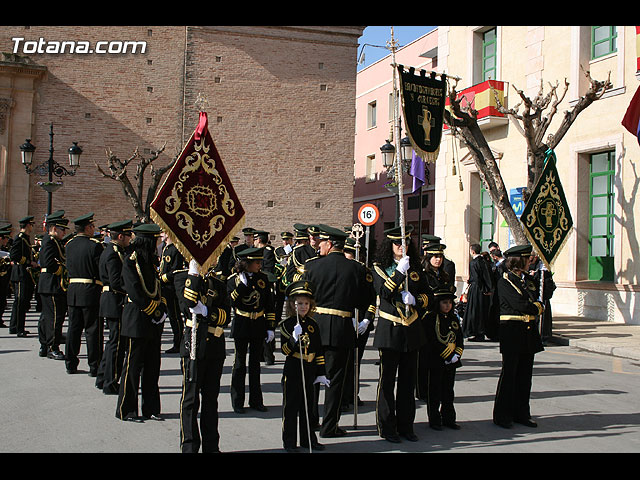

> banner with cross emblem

[
  {"left": 150, "top": 109, "right": 245, "bottom": 272},
  {"left": 520, "top": 149, "right": 573, "bottom": 269},
  {"left": 397, "top": 65, "right": 447, "bottom": 163}
]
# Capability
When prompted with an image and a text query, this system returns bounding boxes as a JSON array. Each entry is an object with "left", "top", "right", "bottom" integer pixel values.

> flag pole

[{"left": 389, "top": 27, "right": 410, "bottom": 311}]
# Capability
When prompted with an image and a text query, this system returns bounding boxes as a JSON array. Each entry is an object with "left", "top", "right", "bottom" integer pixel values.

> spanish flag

[{"left": 622, "top": 84, "right": 640, "bottom": 146}]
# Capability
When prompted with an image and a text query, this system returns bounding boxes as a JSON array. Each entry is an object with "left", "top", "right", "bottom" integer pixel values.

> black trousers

[
  {"left": 65, "top": 304, "right": 102, "bottom": 373},
  {"left": 179, "top": 341, "right": 225, "bottom": 453},
  {"left": 96, "top": 316, "right": 124, "bottom": 392},
  {"left": 426, "top": 365, "right": 457, "bottom": 427},
  {"left": 320, "top": 346, "right": 351, "bottom": 437},
  {"left": 9, "top": 279, "right": 33, "bottom": 334},
  {"left": 165, "top": 290, "right": 183, "bottom": 349},
  {"left": 282, "top": 358, "right": 318, "bottom": 449},
  {"left": 116, "top": 333, "right": 162, "bottom": 420},
  {"left": 38, "top": 294, "right": 66, "bottom": 350},
  {"left": 376, "top": 348, "right": 417, "bottom": 438},
  {"left": 342, "top": 330, "right": 369, "bottom": 407},
  {"left": 230, "top": 336, "right": 264, "bottom": 409},
  {"left": 493, "top": 350, "right": 535, "bottom": 424}
]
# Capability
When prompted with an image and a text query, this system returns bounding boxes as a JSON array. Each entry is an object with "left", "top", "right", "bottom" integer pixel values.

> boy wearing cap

[
  {"left": 9, "top": 216, "right": 37, "bottom": 337},
  {"left": 95, "top": 220, "right": 132, "bottom": 394},
  {"left": 492, "top": 244, "right": 544, "bottom": 429},
  {"left": 423, "top": 289, "right": 464, "bottom": 431},
  {"left": 279, "top": 280, "right": 328, "bottom": 452},
  {"left": 37, "top": 212, "right": 69, "bottom": 359},
  {"left": 227, "top": 247, "right": 276, "bottom": 413}
]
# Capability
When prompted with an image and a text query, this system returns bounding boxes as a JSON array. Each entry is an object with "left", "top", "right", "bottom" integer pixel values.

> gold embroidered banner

[
  {"left": 521, "top": 150, "right": 573, "bottom": 269},
  {"left": 150, "top": 111, "right": 245, "bottom": 272}
]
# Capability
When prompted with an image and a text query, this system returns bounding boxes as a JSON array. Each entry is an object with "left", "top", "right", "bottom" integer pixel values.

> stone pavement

[{"left": 550, "top": 314, "right": 640, "bottom": 361}]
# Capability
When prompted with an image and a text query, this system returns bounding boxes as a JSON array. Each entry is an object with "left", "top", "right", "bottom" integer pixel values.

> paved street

[{"left": 2, "top": 301, "right": 640, "bottom": 454}]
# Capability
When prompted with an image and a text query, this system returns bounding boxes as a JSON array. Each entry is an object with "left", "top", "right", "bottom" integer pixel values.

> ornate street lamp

[{"left": 20, "top": 123, "right": 83, "bottom": 215}]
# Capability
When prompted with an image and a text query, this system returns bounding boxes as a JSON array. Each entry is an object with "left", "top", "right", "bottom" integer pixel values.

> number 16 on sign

[{"left": 357, "top": 203, "right": 379, "bottom": 265}]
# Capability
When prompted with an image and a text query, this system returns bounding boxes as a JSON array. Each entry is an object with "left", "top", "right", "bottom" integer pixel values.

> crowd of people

[{"left": 0, "top": 211, "right": 555, "bottom": 453}]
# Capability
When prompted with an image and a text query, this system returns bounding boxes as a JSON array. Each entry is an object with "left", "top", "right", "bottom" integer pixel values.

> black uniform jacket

[
  {"left": 423, "top": 310, "right": 464, "bottom": 368},
  {"left": 227, "top": 270, "right": 276, "bottom": 339},
  {"left": 65, "top": 234, "right": 104, "bottom": 307},
  {"left": 180, "top": 272, "right": 230, "bottom": 360},
  {"left": 159, "top": 243, "right": 187, "bottom": 291},
  {"left": 37, "top": 234, "right": 67, "bottom": 296},
  {"left": 121, "top": 249, "right": 166, "bottom": 338},
  {"left": 283, "top": 243, "right": 316, "bottom": 288},
  {"left": 98, "top": 242, "right": 127, "bottom": 319},
  {"left": 10, "top": 232, "right": 33, "bottom": 283},
  {"left": 372, "top": 262, "right": 429, "bottom": 352},
  {"left": 301, "top": 251, "right": 370, "bottom": 349},
  {"left": 280, "top": 314, "right": 326, "bottom": 377},
  {"left": 496, "top": 270, "right": 544, "bottom": 356}
]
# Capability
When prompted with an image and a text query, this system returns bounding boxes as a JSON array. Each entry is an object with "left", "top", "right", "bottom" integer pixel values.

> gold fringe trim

[{"left": 150, "top": 126, "right": 245, "bottom": 275}]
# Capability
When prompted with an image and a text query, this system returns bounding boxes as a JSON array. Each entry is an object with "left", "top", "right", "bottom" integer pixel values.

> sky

[{"left": 357, "top": 26, "right": 437, "bottom": 71}]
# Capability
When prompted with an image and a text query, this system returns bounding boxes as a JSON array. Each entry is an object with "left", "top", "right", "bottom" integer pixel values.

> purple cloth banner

[{"left": 409, "top": 151, "right": 425, "bottom": 193}]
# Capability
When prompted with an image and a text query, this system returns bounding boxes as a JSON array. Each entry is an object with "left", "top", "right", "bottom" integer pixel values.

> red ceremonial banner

[{"left": 150, "top": 112, "right": 245, "bottom": 271}]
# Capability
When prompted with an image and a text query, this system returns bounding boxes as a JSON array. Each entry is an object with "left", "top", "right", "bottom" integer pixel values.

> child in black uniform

[
  {"left": 424, "top": 288, "right": 464, "bottom": 430},
  {"left": 279, "top": 280, "right": 330, "bottom": 452}
]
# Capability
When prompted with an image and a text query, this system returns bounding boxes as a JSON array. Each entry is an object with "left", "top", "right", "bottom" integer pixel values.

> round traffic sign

[{"left": 358, "top": 203, "right": 380, "bottom": 226}]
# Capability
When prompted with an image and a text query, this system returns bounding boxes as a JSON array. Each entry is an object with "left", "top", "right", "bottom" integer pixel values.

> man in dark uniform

[
  {"left": 37, "top": 211, "right": 69, "bottom": 359},
  {"left": 300, "top": 225, "right": 370, "bottom": 438},
  {"left": 178, "top": 259, "right": 231, "bottom": 453},
  {"left": 159, "top": 231, "right": 187, "bottom": 354},
  {"left": 283, "top": 224, "right": 317, "bottom": 289},
  {"left": 227, "top": 247, "right": 276, "bottom": 413},
  {"left": 213, "top": 236, "right": 239, "bottom": 281},
  {"left": 254, "top": 230, "right": 277, "bottom": 365},
  {"left": 116, "top": 223, "right": 167, "bottom": 422},
  {"left": 227, "top": 227, "right": 256, "bottom": 273},
  {"left": 95, "top": 220, "right": 132, "bottom": 394},
  {"left": 0, "top": 226, "right": 13, "bottom": 328},
  {"left": 9, "top": 216, "right": 37, "bottom": 337},
  {"left": 492, "top": 244, "right": 544, "bottom": 429},
  {"left": 65, "top": 213, "right": 104, "bottom": 375},
  {"left": 273, "top": 231, "right": 293, "bottom": 324}
]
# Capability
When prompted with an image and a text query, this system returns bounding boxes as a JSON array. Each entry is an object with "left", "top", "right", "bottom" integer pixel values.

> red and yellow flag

[{"left": 150, "top": 112, "right": 245, "bottom": 271}]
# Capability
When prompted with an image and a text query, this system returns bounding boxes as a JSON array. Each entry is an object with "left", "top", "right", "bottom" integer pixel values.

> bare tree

[
  {"left": 443, "top": 68, "right": 612, "bottom": 245},
  {"left": 94, "top": 143, "right": 178, "bottom": 223}
]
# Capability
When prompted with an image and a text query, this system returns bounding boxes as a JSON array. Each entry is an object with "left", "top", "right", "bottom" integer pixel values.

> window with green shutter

[
  {"left": 482, "top": 28, "right": 497, "bottom": 81},
  {"left": 480, "top": 184, "right": 494, "bottom": 251},
  {"left": 588, "top": 150, "right": 615, "bottom": 281}
]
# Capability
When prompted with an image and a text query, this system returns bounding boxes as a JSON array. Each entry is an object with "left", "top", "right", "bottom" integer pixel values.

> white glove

[
  {"left": 284, "top": 244, "right": 293, "bottom": 254},
  {"left": 239, "top": 272, "right": 248, "bottom": 286},
  {"left": 266, "top": 330, "right": 275, "bottom": 343},
  {"left": 357, "top": 319, "right": 370, "bottom": 336},
  {"left": 293, "top": 323, "right": 303, "bottom": 341},
  {"left": 395, "top": 256, "right": 410, "bottom": 274},
  {"left": 152, "top": 313, "right": 167, "bottom": 325},
  {"left": 188, "top": 259, "right": 200, "bottom": 276},
  {"left": 401, "top": 291, "right": 416, "bottom": 305},
  {"left": 189, "top": 301, "right": 208, "bottom": 317},
  {"left": 445, "top": 353, "right": 460, "bottom": 365},
  {"left": 314, "top": 375, "right": 330, "bottom": 387}
]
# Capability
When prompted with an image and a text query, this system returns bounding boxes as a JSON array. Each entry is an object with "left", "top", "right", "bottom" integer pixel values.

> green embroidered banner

[{"left": 521, "top": 150, "right": 573, "bottom": 269}]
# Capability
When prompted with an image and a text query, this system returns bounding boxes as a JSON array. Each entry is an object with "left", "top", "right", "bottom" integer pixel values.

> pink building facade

[{"left": 353, "top": 29, "right": 438, "bottom": 254}]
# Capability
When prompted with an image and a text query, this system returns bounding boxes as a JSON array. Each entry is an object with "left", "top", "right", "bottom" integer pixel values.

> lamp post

[{"left": 20, "top": 123, "right": 82, "bottom": 216}]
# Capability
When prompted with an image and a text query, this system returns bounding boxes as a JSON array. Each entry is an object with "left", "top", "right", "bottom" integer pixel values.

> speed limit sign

[{"left": 358, "top": 203, "right": 380, "bottom": 226}]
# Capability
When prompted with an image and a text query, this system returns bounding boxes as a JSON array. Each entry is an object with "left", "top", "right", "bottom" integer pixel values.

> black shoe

[
  {"left": 443, "top": 422, "right": 461, "bottom": 430},
  {"left": 165, "top": 346, "right": 180, "bottom": 354},
  {"left": 468, "top": 335, "right": 485, "bottom": 342},
  {"left": 88, "top": 370, "right": 98, "bottom": 378},
  {"left": 233, "top": 406, "right": 246, "bottom": 414},
  {"left": 515, "top": 418, "right": 537, "bottom": 428},
  {"left": 123, "top": 413, "right": 144, "bottom": 423},
  {"left": 17, "top": 331, "right": 29, "bottom": 337},
  {"left": 400, "top": 432, "right": 419, "bottom": 442},
  {"left": 143, "top": 414, "right": 164, "bottom": 421},
  {"left": 430, "top": 424, "right": 443, "bottom": 431},
  {"left": 321, "top": 427, "right": 346, "bottom": 438},
  {"left": 103, "top": 385, "right": 119, "bottom": 395},
  {"left": 250, "top": 404, "right": 268, "bottom": 412},
  {"left": 66, "top": 368, "right": 78, "bottom": 374},
  {"left": 39, "top": 346, "right": 48, "bottom": 357},
  {"left": 284, "top": 446, "right": 299, "bottom": 453},
  {"left": 382, "top": 434, "right": 401, "bottom": 443},
  {"left": 47, "top": 350, "right": 65, "bottom": 360},
  {"left": 493, "top": 419, "right": 513, "bottom": 429},
  {"left": 301, "top": 441, "right": 325, "bottom": 451}
]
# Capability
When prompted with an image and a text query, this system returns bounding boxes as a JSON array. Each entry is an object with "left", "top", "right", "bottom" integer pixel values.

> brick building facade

[{"left": 0, "top": 26, "right": 364, "bottom": 240}]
